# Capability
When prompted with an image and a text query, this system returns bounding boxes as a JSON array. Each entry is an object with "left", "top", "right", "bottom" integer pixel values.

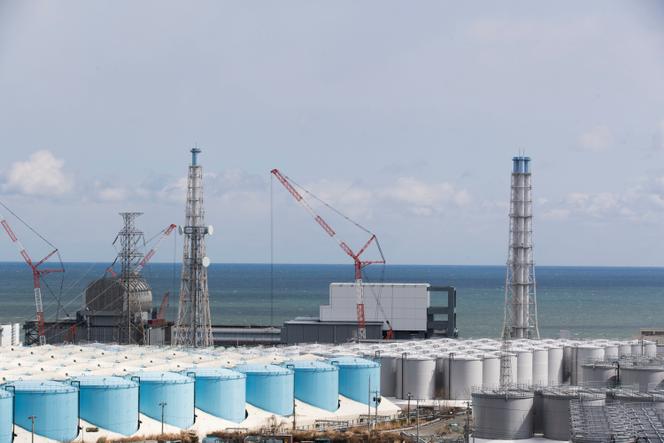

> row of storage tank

[
  {"left": 0, "top": 356, "right": 380, "bottom": 443},
  {"left": 372, "top": 339, "right": 660, "bottom": 400},
  {"left": 472, "top": 386, "right": 664, "bottom": 440}
]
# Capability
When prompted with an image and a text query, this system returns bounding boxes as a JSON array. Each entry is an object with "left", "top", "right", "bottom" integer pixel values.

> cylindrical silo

[
  {"left": 395, "top": 355, "right": 436, "bottom": 400},
  {"left": 236, "top": 364, "right": 294, "bottom": 415},
  {"left": 541, "top": 388, "right": 604, "bottom": 441},
  {"left": 631, "top": 342, "right": 644, "bottom": 358},
  {"left": 620, "top": 365, "right": 664, "bottom": 392},
  {"left": 603, "top": 344, "right": 619, "bottom": 362},
  {"left": 328, "top": 356, "right": 380, "bottom": 406},
  {"left": 532, "top": 348, "right": 548, "bottom": 387},
  {"left": 0, "top": 388, "right": 13, "bottom": 443},
  {"left": 574, "top": 346, "right": 604, "bottom": 385},
  {"left": 9, "top": 380, "right": 79, "bottom": 441},
  {"left": 547, "top": 347, "right": 563, "bottom": 386},
  {"left": 644, "top": 342, "right": 658, "bottom": 358},
  {"left": 516, "top": 350, "right": 533, "bottom": 386},
  {"left": 481, "top": 354, "right": 500, "bottom": 388},
  {"left": 379, "top": 353, "right": 398, "bottom": 397},
  {"left": 133, "top": 371, "right": 195, "bottom": 429},
  {"left": 446, "top": 355, "right": 482, "bottom": 400},
  {"left": 283, "top": 360, "right": 338, "bottom": 412},
  {"left": 580, "top": 363, "right": 617, "bottom": 387},
  {"left": 619, "top": 342, "right": 632, "bottom": 358},
  {"left": 185, "top": 367, "right": 246, "bottom": 423},
  {"left": 72, "top": 376, "right": 139, "bottom": 435},
  {"left": 472, "top": 390, "right": 534, "bottom": 439}
]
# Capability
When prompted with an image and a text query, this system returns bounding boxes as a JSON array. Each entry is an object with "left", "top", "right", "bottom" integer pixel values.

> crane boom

[
  {"left": 134, "top": 224, "right": 177, "bottom": 275},
  {"left": 1, "top": 213, "right": 63, "bottom": 345},
  {"left": 271, "top": 168, "right": 386, "bottom": 340}
]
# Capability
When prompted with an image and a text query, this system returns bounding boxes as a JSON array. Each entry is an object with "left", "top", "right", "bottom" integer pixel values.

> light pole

[
  {"left": 407, "top": 392, "right": 412, "bottom": 425},
  {"left": 158, "top": 402, "right": 167, "bottom": 435},
  {"left": 415, "top": 399, "right": 420, "bottom": 443},
  {"left": 28, "top": 416, "right": 36, "bottom": 443}
]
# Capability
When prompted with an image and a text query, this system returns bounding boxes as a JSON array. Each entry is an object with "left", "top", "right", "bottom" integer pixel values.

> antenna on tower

[
  {"left": 502, "top": 155, "right": 540, "bottom": 340},
  {"left": 174, "top": 147, "right": 214, "bottom": 347}
]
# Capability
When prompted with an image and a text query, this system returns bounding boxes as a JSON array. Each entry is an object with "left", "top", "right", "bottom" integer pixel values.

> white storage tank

[
  {"left": 581, "top": 362, "right": 617, "bottom": 387},
  {"left": 620, "top": 364, "right": 664, "bottom": 392},
  {"left": 645, "top": 342, "right": 658, "bottom": 358},
  {"left": 619, "top": 343, "right": 632, "bottom": 358},
  {"left": 603, "top": 344, "right": 619, "bottom": 361},
  {"left": 396, "top": 355, "right": 436, "bottom": 400},
  {"left": 574, "top": 345, "right": 604, "bottom": 385},
  {"left": 516, "top": 350, "right": 533, "bottom": 386},
  {"left": 531, "top": 348, "right": 548, "bottom": 386},
  {"left": 547, "top": 346, "right": 563, "bottom": 385},
  {"left": 472, "top": 389, "right": 534, "bottom": 439},
  {"left": 445, "top": 355, "right": 482, "bottom": 400},
  {"left": 481, "top": 354, "right": 500, "bottom": 388}
]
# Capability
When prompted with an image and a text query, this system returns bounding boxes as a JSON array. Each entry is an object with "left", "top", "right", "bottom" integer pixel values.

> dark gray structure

[{"left": 281, "top": 319, "right": 384, "bottom": 344}]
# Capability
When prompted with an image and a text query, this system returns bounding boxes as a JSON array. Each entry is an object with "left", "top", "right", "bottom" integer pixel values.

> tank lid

[
  {"left": 282, "top": 360, "right": 338, "bottom": 372},
  {"left": 131, "top": 371, "right": 193, "bottom": 384},
  {"left": 183, "top": 367, "right": 245, "bottom": 380},
  {"left": 235, "top": 364, "right": 293, "bottom": 376},
  {"left": 72, "top": 375, "right": 138, "bottom": 389},
  {"left": 472, "top": 389, "right": 534, "bottom": 399},
  {"left": 327, "top": 356, "right": 379, "bottom": 368},
  {"left": 8, "top": 379, "right": 77, "bottom": 393}
]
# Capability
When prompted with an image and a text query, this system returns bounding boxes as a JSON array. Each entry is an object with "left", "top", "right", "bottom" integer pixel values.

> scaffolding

[{"left": 571, "top": 400, "right": 664, "bottom": 443}]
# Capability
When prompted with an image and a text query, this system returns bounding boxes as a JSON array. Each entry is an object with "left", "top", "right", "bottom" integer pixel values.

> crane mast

[
  {"left": 271, "top": 168, "right": 385, "bottom": 341},
  {"left": 0, "top": 213, "right": 63, "bottom": 345}
]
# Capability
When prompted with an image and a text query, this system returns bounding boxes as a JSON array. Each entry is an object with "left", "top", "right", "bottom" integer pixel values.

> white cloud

[
  {"left": 381, "top": 177, "right": 471, "bottom": 215},
  {"left": 578, "top": 126, "right": 613, "bottom": 152},
  {"left": 2, "top": 150, "right": 73, "bottom": 196}
]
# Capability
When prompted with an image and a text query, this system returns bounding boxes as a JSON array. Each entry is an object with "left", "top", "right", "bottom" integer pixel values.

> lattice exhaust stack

[
  {"left": 174, "top": 148, "right": 213, "bottom": 347},
  {"left": 502, "top": 156, "right": 540, "bottom": 340}
]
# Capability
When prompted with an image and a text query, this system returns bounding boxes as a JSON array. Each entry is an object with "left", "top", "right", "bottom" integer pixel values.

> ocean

[{"left": 0, "top": 262, "right": 662, "bottom": 339}]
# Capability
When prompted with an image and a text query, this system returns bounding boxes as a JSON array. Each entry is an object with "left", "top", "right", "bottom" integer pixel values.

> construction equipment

[
  {"left": 149, "top": 292, "right": 170, "bottom": 326},
  {"left": 271, "top": 169, "right": 385, "bottom": 340},
  {"left": 105, "top": 223, "right": 177, "bottom": 278},
  {"left": 0, "top": 210, "right": 64, "bottom": 346}
]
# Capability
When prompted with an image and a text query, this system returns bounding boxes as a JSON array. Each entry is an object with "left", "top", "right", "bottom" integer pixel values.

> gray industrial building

[{"left": 281, "top": 284, "right": 457, "bottom": 344}]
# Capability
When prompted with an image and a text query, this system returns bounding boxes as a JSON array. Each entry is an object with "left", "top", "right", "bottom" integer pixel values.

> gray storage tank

[
  {"left": 541, "top": 387, "right": 605, "bottom": 441},
  {"left": 378, "top": 353, "right": 398, "bottom": 397},
  {"left": 620, "top": 364, "right": 664, "bottom": 392},
  {"left": 472, "top": 389, "right": 534, "bottom": 439},
  {"left": 395, "top": 355, "right": 436, "bottom": 400}
]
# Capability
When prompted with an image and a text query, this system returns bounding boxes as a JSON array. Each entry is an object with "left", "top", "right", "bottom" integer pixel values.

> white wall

[
  {"left": 320, "top": 283, "right": 430, "bottom": 332},
  {"left": 0, "top": 323, "right": 22, "bottom": 347}
]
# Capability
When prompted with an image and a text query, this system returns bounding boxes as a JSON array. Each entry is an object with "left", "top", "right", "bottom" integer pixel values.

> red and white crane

[
  {"left": 271, "top": 169, "right": 385, "bottom": 340},
  {"left": 0, "top": 212, "right": 63, "bottom": 346}
]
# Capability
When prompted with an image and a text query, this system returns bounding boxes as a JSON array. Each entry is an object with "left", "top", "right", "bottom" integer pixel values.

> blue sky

[{"left": 0, "top": 1, "right": 663, "bottom": 266}]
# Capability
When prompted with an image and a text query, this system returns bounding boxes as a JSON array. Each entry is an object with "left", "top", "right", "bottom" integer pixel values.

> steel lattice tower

[
  {"left": 174, "top": 148, "right": 213, "bottom": 347},
  {"left": 116, "top": 212, "right": 146, "bottom": 345},
  {"left": 502, "top": 156, "right": 540, "bottom": 340}
]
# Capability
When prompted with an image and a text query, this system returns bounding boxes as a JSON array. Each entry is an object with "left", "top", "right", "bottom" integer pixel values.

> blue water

[{"left": 0, "top": 262, "right": 662, "bottom": 339}]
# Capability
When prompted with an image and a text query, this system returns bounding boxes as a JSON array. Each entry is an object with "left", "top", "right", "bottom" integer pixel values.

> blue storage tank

[
  {"left": 283, "top": 360, "right": 339, "bottom": 412},
  {"left": 0, "top": 388, "right": 13, "bottom": 443},
  {"left": 133, "top": 371, "right": 194, "bottom": 429},
  {"left": 329, "top": 356, "right": 380, "bottom": 406},
  {"left": 9, "top": 380, "right": 78, "bottom": 441},
  {"left": 72, "top": 376, "right": 139, "bottom": 435},
  {"left": 184, "top": 367, "right": 246, "bottom": 423},
  {"left": 235, "top": 364, "right": 294, "bottom": 415}
]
